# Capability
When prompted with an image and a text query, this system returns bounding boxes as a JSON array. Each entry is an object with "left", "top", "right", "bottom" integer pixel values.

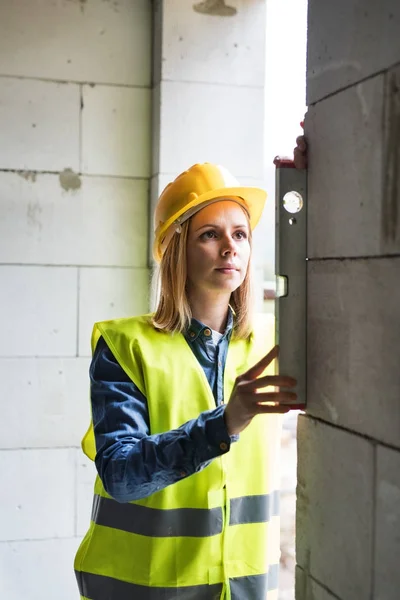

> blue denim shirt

[{"left": 90, "top": 311, "right": 237, "bottom": 503}]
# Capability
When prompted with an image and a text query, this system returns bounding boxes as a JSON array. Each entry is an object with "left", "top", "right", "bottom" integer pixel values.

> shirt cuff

[{"left": 194, "top": 405, "right": 238, "bottom": 467}]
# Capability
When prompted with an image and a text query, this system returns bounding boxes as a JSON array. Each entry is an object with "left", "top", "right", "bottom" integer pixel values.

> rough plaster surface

[
  {"left": 296, "top": 416, "right": 373, "bottom": 600},
  {"left": 307, "top": 258, "right": 400, "bottom": 449},
  {"left": 59, "top": 168, "right": 82, "bottom": 191}
]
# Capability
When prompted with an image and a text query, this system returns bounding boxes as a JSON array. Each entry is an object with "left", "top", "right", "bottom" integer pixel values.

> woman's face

[{"left": 186, "top": 200, "right": 251, "bottom": 297}]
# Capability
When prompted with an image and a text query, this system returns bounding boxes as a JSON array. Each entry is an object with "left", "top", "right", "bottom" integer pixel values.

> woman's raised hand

[
  {"left": 293, "top": 134, "right": 307, "bottom": 169},
  {"left": 224, "top": 346, "right": 304, "bottom": 436}
]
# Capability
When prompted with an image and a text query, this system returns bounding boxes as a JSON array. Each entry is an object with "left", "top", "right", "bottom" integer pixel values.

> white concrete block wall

[
  {"left": 0, "top": 449, "right": 76, "bottom": 541},
  {"left": 76, "top": 452, "right": 98, "bottom": 539},
  {"left": 0, "top": 0, "right": 151, "bottom": 86},
  {"left": 0, "top": 0, "right": 152, "bottom": 597},
  {"left": 298, "top": 0, "right": 400, "bottom": 598},
  {"left": 0, "top": 266, "right": 78, "bottom": 357},
  {"left": 82, "top": 85, "right": 151, "bottom": 177},
  {"left": 78, "top": 267, "right": 149, "bottom": 356},
  {"left": 0, "top": 539, "right": 81, "bottom": 600},
  {"left": 158, "top": 81, "right": 265, "bottom": 178},
  {"left": 0, "top": 174, "right": 149, "bottom": 266},
  {"left": 159, "top": 0, "right": 266, "bottom": 87},
  {"left": 0, "top": 357, "right": 90, "bottom": 448},
  {"left": 0, "top": 79, "right": 80, "bottom": 171}
]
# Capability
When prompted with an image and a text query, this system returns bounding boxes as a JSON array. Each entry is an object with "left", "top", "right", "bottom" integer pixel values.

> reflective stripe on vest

[
  {"left": 91, "top": 493, "right": 223, "bottom": 537},
  {"left": 229, "top": 491, "right": 280, "bottom": 525},
  {"left": 230, "top": 565, "right": 279, "bottom": 598},
  {"left": 91, "top": 490, "right": 280, "bottom": 536},
  {"left": 75, "top": 565, "right": 279, "bottom": 600}
]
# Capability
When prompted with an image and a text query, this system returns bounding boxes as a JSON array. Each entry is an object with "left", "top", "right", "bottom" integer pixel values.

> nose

[{"left": 221, "top": 235, "right": 237, "bottom": 256}]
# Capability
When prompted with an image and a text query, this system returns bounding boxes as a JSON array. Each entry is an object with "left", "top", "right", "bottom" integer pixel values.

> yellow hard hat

[{"left": 153, "top": 163, "right": 267, "bottom": 262}]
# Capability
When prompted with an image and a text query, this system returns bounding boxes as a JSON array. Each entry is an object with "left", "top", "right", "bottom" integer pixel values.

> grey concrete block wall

[
  {"left": 307, "top": 258, "right": 400, "bottom": 448},
  {"left": 296, "top": 417, "right": 374, "bottom": 600},
  {"left": 296, "top": 566, "right": 342, "bottom": 600},
  {"left": 307, "top": 0, "right": 400, "bottom": 104},
  {"left": 307, "top": 65, "right": 400, "bottom": 259},
  {"left": 299, "top": 0, "right": 400, "bottom": 598},
  {"left": 374, "top": 446, "right": 400, "bottom": 600}
]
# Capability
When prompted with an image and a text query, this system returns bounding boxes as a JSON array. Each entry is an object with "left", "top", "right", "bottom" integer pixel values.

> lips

[
  {"left": 215, "top": 266, "right": 239, "bottom": 273},
  {"left": 216, "top": 265, "right": 238, "bottom": 270}
]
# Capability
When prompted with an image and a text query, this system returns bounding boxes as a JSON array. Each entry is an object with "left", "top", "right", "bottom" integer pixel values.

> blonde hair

[{"left": 152, "top": 218, "right": 254, "bottom": 339}]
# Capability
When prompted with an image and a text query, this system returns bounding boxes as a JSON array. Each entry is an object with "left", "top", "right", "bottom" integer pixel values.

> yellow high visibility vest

[{"left": 75, "top": 314, "right": 282, "bottom": 600}]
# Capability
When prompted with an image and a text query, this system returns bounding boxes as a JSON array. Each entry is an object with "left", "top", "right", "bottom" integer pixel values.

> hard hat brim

[{"left": 153, "top": 185, "right": 267, "bottom": 262}]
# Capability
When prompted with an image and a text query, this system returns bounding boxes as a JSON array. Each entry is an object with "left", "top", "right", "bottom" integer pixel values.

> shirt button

[
  {"left": 189, "top": 331, "right": 195, "bottom": 338},
  {"left": 179, "top": 471, "right": 186, "bottom": 477},
  {"left": 204, "top": 328, "right": 211, "bottom": 337},
  {"left": 219, "top": 442, "right": 228, "bottom": 451}
]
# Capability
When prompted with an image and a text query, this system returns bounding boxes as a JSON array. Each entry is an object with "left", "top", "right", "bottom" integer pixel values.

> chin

[{"left": 213, "top": 281, "right": 241, "bottom": 294}]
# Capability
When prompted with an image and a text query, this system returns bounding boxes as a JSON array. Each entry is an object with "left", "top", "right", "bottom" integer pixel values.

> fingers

[
  {"left": 244, "top": 374, "right": 297, "bottom": 391},
  {"left": 254, "top": 391, "right": 297, "bottom": 403},
  {"left": 294, "top": 135, "right": 308, "bottom": 170},
  {"left": 296, "top": 135, "right": 306, "bottom": 151},
  {"left": 240, "top": 345, "right": 279, "bottom": 381},
  {"left": 257, "top": 402, "right": 306, "bottom": 414},
  {"left": 294, "top": 147, "right": 307, "bottom": 170}
]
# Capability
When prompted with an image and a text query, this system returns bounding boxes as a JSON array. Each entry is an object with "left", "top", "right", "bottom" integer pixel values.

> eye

[
  {"left": 233, "top": 230, "right": 248, "bottom": 240},
  {"left": 200, "top": 230, "right": 217, "bottom": 240}
]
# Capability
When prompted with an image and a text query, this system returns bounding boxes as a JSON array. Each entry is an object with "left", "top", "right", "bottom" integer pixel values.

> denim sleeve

[{"left": 91, "top": 336, "right": 235, "bottom": 503}]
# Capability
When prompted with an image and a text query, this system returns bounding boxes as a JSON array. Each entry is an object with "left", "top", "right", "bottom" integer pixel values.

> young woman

[{"left": 75, "top": 151, "right": 306, "bottom": 600}]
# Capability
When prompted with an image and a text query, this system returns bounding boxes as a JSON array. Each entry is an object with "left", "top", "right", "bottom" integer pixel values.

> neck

[{"left": 187, "top": 289, "right": 231, "bottom": 333}]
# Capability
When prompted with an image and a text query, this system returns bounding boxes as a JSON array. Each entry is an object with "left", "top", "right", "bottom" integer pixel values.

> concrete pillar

[{"left": 150, "top": 0, "right": 268, "bottom": 307}]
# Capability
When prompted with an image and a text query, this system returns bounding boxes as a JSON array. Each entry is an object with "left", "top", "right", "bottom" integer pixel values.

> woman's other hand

[
  {"left": 224, "top": 346, "right": 304, "bottom": 436},
  {"left": 293, "top": 134, "right": 307, "bottom": 169}
]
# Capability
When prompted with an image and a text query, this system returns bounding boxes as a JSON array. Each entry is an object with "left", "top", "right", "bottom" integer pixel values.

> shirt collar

[{"left": 186, "top": 306, "right": 234, "bottom": 343}]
